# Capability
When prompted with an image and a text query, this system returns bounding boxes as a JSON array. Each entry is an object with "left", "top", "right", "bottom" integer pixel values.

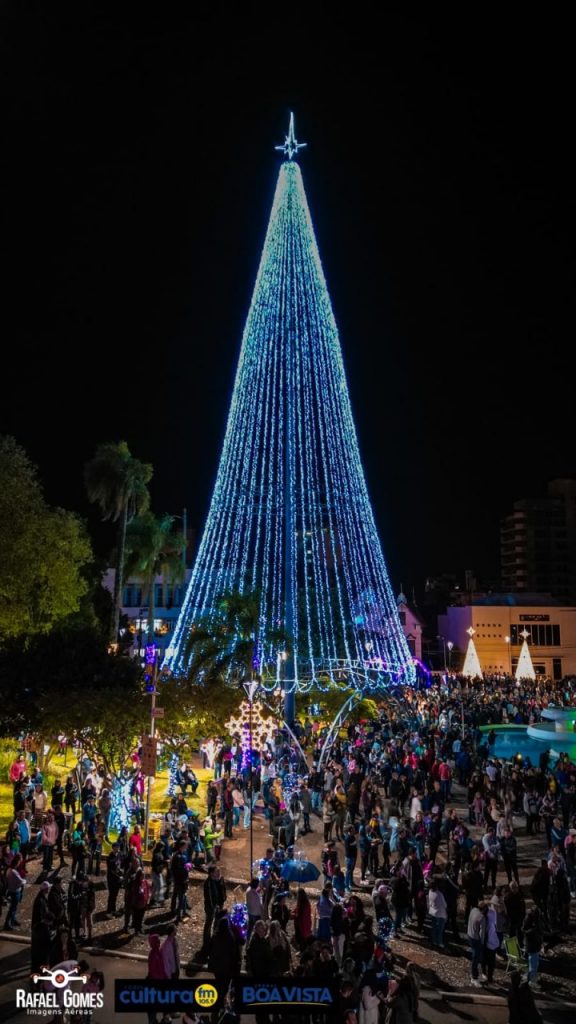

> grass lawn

[{"left": 0, "top": 743, "right": 211, "bottom": 845}]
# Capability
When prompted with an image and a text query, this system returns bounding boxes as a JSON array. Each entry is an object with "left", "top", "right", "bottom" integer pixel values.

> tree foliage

[
  {"left": 125, "top": 511, "right": 186, "bottom": 643},
  {"left": 183, "top": 589, "right": 289, "bottom": 684},
  {"left": 84, "top": 440, "right": 153, "bottom": 643},
  {"left": 0, "top": 436, "right": 93, "bottom": 642}
]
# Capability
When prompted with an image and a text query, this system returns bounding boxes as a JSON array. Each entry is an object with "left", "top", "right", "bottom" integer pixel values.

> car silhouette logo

[{"left": 31, "top": 966, "right": 88, "bottom": 988}]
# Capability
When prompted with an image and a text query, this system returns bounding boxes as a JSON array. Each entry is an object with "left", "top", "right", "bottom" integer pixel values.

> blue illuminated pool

[{"left": 480, "top": 726, "right": 576, "bottom": 763}]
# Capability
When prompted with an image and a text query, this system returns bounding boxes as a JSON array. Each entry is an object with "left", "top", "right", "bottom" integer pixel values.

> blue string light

[
  {"left": 167, "top": 754, "right": 179, "bottom": 797},
  {"left": 165, "top": 135, "right": 414, "bottom": 693}
]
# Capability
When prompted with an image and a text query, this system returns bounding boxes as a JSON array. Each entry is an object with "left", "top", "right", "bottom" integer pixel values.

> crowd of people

[{"left": 2, "top": 672, "right": 575, "bottom": 1022}]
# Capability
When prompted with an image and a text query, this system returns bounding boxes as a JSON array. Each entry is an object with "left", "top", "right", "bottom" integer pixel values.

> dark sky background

[{"left": 0, "top": 10, "right": 572, "bottom": 594}]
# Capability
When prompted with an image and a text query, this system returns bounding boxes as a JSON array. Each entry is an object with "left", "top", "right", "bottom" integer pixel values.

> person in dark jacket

[
  {"left": 500, "top": 828, "right": 520, "bottom": 884},
  {"left": 49, "top": 925, "right": 77, "bottom": 967},
  {"left": 106, "top": 842, "right": 123, "bottom": 916},
  {"left": 170, "top": 840, "right": 190, "bottom": 923},
  {"left": 530, "top": 861, "right": 550, "bottom": 920},
  {"left": 202, "top": 864, "right": 226, "bottom": 954},
  {"left": 246, "top": 919, "right": 273, "bottom": 975},
  {"left": 523, "top": 907, "right": 543, "bottom": 985},
  {"left": 207, "top": 915, "right": 241, "bottom": 1006},
  {"left": 47, "top": 876, "right": 67, "bottom": 927},
  {"left": 507, "top": 969, "right": 543, "bottom": 1024},
  {"left": 31, "top": 882, "right": 54, "bottom": 972},
  {"left": 504, "top": 881, "right": 526, "bottom": 943}
]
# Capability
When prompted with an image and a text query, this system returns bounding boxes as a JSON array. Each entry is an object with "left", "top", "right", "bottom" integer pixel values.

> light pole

[
  {"left": 447, "top": 641, "right": 454, "bottom": 672},
  {"left": 143, "top": 643, "right": 158, "bottom": 855},
  {"left": 437, "top": 635, "right": 447, "bottom": 672},
  {"left": 243, "top": 679, "right": 259, "bottom": 880}
]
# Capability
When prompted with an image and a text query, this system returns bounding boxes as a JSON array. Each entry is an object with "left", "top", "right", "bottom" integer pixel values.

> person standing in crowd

[
  {"left": 245, "top": 877, "right": 263, "bottom": 939},
  {"left": 106, "top": 841, "right": 123, "bottom": 917},
  {"left": 3, "top": 853, "right": 26, "bottom": 930},
  {"left": 146, "top": 934, "right": 167, "bottom": 1024},
  {"left": 40, "top": 812, "right": 58, "bottom": 873},
  {"left": 161, "top": 924, "right": 180, "bottom": 979},
  {"left": 523, "top": 906, "right": 544, "bottom": 987},
  {"left": 428, "top": 878, "right": 448, "bottom": 949},
  {"left": 202, "top": 864, "right": 226, "bottom": 956}
]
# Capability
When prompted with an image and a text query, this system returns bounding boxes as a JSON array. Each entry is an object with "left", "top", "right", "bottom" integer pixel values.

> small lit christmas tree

[
  {"left": 515, "top": 632, "right": 536, "bottom": 681},
  {"left": 462, "top": 627, "right": 483, "bottom": 679}
]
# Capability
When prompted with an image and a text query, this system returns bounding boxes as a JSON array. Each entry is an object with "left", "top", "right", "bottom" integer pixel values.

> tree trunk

[{"left": 112, "top": 503, "right": 128, "bottom": 644}]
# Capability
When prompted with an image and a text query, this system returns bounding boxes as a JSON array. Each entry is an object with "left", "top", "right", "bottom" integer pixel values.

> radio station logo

[
  {"left": 236, "top": 981, "right": 336, "bottom": 1012},
  {"left": 115, "top": 980, "right": 220, "bottom": 1012},
  {"left": 195, "top": 983, "right": 218, "bottom": 1008}
]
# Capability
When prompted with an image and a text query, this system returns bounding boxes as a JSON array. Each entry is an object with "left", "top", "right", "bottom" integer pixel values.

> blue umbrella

[{"left": 280, "top": 858, "right": 321, "bottom": 883}]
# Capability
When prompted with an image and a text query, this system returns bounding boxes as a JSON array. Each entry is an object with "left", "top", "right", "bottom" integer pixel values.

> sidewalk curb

[{"left": 427, "top": 988, "right": 576, "bottom": 1010}]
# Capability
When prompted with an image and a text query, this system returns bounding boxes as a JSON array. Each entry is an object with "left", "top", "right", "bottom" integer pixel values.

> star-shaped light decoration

[
  {"left": 466, "top": 626, "right": 476, "bottom": 637},
  {"left": 275, "top": 112, "right": 307, "bottom": 161},
  {"left": 519, "top": 628, "right": 530, "bottom": 641}
]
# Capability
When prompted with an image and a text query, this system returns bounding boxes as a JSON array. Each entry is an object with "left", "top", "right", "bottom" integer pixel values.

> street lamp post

[
  {"left": 437, "top": 635, "right": 447, "bottom": 672},
  {"left": 447, "top": 641, "right": 454, "bottom": 672},
  {"left": 143, "top": 644, "right": 158, "bottom": 854},
  {"left": 243, "top": 679, "right": 259, "bottom": 880}
]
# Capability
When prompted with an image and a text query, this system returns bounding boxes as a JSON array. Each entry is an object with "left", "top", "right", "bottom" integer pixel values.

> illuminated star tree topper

[{"left": 274, "top": 111, "right": 307, "bottom": 160}]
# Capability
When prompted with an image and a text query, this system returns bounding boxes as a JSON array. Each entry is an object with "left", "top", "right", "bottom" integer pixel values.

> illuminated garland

[
  {"left": 165, "top": 145, "right": 414, "bottom": 692},
  {"left": 167, "top": 754, "right": 179, "bottom": 797},
  {"left": 110, "top": 773, "right": 134, "bottom": 832}
]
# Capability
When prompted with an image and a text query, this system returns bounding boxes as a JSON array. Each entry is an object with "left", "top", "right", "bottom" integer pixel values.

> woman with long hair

[
  {"left": 291, "top": 887, "right": 312, "bottom": 949},
  {"left": 268, "top": 919, "right": 291, "bottom": 975}
]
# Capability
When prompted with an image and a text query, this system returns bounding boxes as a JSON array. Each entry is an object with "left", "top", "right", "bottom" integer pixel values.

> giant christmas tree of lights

[{"left": 165, "top": 115, "right": 415, "bottom": 710}]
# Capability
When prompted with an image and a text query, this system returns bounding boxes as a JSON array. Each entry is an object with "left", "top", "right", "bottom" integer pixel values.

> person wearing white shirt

[{"left": 245, "top": 880, "right": 263, "bottom": 938}]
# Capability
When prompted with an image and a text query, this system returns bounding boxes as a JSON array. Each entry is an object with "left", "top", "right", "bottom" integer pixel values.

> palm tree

[
  {"left": 84, "top": 441, "right": 153, "bottom": 644},
  {"left": 183, "top": 589, "right": 290, "bottom": 686},
  {"left": 124, "top": 511, "right": 186, "bottom": 645}
]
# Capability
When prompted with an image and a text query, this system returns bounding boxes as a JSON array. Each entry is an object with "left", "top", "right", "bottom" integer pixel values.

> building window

[
  {"left": 511, "top": 623, "right": 561, "bottom": 646},
  {"left": 399, "top": 611, "right": 406, "bottom": 626},
  {"left": 123, "top": 587, "right": 133, "bottom": 607}
]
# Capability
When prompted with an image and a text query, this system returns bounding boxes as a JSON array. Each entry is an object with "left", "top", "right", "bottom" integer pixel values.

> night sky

[{"left": 1, "top": 11, "right": 572, "bottom": 592}]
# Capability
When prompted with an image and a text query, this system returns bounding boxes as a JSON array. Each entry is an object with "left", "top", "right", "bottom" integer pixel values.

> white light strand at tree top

[{"left": 165, "top": 130, "right": 415, "bottom": 692}]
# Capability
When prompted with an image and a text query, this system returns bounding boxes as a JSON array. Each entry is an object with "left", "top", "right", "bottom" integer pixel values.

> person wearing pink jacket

[{"left": 41, "top": 812, "right": 58, "bottom": 872}]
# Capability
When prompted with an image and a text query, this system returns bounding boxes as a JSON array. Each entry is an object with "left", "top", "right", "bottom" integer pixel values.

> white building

[{"left": 103, "top": 567, "right": 192, "bottom": 661}]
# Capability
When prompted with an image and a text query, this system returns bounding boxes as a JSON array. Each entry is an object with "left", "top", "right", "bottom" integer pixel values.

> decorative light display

[
  {"left": 282, "top": 771, "right": 301, "bottom": 806},
  {"left": 462, "top": 628, "right": 483, "bottom": 679},
  {"left": 230, "top": 902, "right": 248, "bottom": 941},
  {"left": 252, "top": 857, "right": 271, "bottom": 881},
  {"left": 167, "top": 754, "right": 179, "bottom": 797},
  {"left": 165, "top": 117, "right": 414, "bottom": 693},
  {"left": 515, "top": 634, "right": 536, "bottom": 682},
  {"left": 225, "top": 700, "right": 272, "bottom": 768},
  {"left": 110, "top": 773, "right": 134, "bottom": 832}
]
